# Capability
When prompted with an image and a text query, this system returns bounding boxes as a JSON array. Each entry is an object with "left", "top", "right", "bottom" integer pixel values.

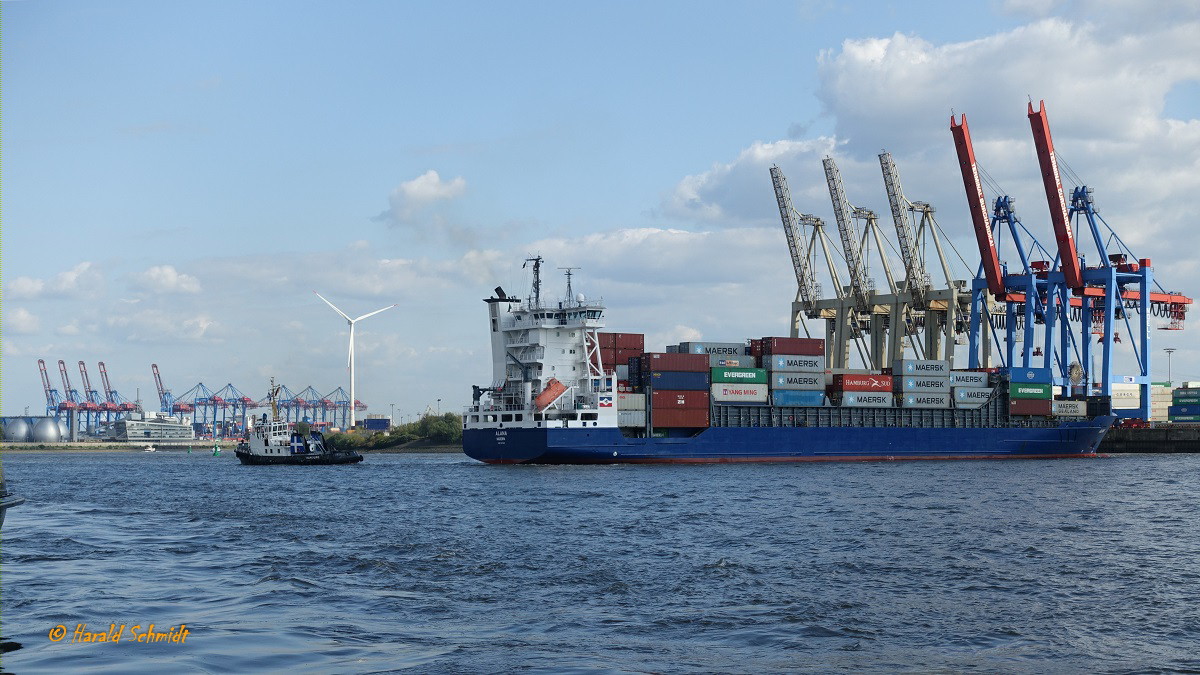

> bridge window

[{"left": 501, "top": 414, "right": 513, "bottom": 422}]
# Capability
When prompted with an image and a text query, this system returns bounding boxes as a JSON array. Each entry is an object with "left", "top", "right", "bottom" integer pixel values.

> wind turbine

[{"left": 314, "top": 291, "right": 397, "bottom": 429}]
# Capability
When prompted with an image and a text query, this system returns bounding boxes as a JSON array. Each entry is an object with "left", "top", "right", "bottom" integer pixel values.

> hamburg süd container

[
  {"left": 652, "top": 408, "right": 710, "bottom": 428},
  {"left": 1010, "top": 398, "right": 1053, "bottom": 416},
  {"left": 900, "top": 393, "right": 951, "bottom": 409},
  {"left": 840, "top": 392, "right": 894, "bottom": 408},
  {"left": 1009, "top": 383, "right": 1053, "bottom": 399},
  {"left": 761, "top": 337, "right": 825, "bottom": 356},
  {"left": 831, "top": 374, "right": 893, "bottom": 392},
  {"left": 772, "top": 390, "right": 826, "bottom": 407},
  {"left": 1051, "top": 400, "right": 1087, "bottom": 416},
  {"left": 953, "top": 387, "right": 993, "bottom": 408},
  {"left": 893, "top": 359, "right": 950, "bottom": 376},
  {"left": 651, "top": 390, "right": 710, "bottom": 409},
  {"left": 711, "top": 367, "right": 768, "bottom": 384},
  {"left": 647, "top": 371, "right": 709, "bottom": 391},
  {"left": 710, "top": 383, "right": 769, "bottom": 404},
  {"left": 949, "top": 371, "right": 989, "bottom": 387},
  {"left": 771, "top": 373, "right": 824, "bottom": 391},
  {"left": 764, "top": 354, "right": 826, "bottom": 373},
  {"left": 894, "top": 376, "right": 950, "bottom": 393},
  {"left": 641, "top": 352, "right": 710, "bottom": 373}
]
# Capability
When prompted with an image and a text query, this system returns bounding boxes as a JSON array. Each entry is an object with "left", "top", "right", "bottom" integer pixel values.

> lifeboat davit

[{"left": 534, "top": 378, "right": 568, "bottom": 412}]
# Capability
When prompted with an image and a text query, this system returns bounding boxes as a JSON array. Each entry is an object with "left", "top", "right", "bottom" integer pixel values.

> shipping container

[
  {"left": 647, "top": 371, "right": 709, "bottom": 391},
  {"left": 953, "top": 387, "right": 993, "bottom": 408},
  {"left": 1010, "top": 398, "right": 1053, "bottom": 415},
  {"left": 900, "top": 393, "right": 951, "bottom": 409},
  {"left": 1174, "top": 387, "right": 1200, "bottom": 396},
  {"left": 596, "top": 332, "right": 616, "bottom": 349},
  {"left": 613, "top": 333, "right": 644, "bottom": 351},
  {"left": 1168, "top": 405, "right": 1200, "bottom": 416},
  {"left": 617, "top": 393, "right": 645, "bottom": 411},
  {"left": 831, "top": 374, "right": 893, "bottom": 392},
  {"left": 764, "top": 354, "right": 826, "bottom": 372},
  {"left": 1086, "top": 396, "right": 1112, "bottom": 416},
  {"left": 749, "top": 339, "right": 764, "bottom": 359},
  {"left": 1182, "top": 381, "right": 1200, "bottom": 389},
  {"left": 711, "top": 367, "right": 768, "bottom": 384},
  {"left": 761, "top": 337, "right": 825, "bottom": 356},
  {"left": 652, "top": 408, "right": 709, "bottom": 428},
  {"left": 713, "top": 356, "right": 757, "bottom": 368},
  {"left": 615, "top": 364, "right": 629, "bottom": 381},
  {"left": 771, "top": 373, "right": 825, "bottom": 391},
  {"left": 617, "top": 410, "right": 646, "bottom": 427},
  {"left": 1173, "top": 396, "right": 1200, "bottom": 405},
  {"left": 949, "top": 371, "right": 989, "bottom": 387},
  {"left": 1005, "top": 366, "right": 1053, "bottom": 383},
  {"left": 773, "top": 390, "right": 827, "bottom": 406},
  {"left": 840, "top": 392, "right": 894, "bottom": 408},
  {"left": 1052, "top": 400, "right": 1087, "bottom": 416},
  {"left": 363, "top": 418, "right": 390, "bottom": 431},
  {"left": 1009, "top": 382, "right": 1053, "bottom": 399},
  {"left": 710, "top": 383, "right": 769, "bottom": 404},
  {"left": 641, "top": 352, "right": 710, "bottom": 372},
  {"left": 893, "top": 359, "right": 950, "bottom": 376},
  {"left": 677, "top": 342, "right": 748, "bottom": 357},
  {"left": 1168, "top": 415, "right": 1200, "bottom": 422},
  {"left": 651, "top": 390, "right": 709, "bottom": 409},
  {"left": 894, "top": 376, "right": 951, "bottom": 393}
]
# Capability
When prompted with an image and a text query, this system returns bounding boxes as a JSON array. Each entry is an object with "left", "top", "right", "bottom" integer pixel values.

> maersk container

[
  {"left": 772, "top": 390, "right": 826, "bottom": 406},
  {"left": 713, "top": 356, "right": 757, "bottom": 368},
  {"left": 895, "top": 376, "right": 950, "bottom": 393},
  {"left": 1005, "top": 366, "right": 1053, "bottom": 383},
  {"left": 647, "top": 371, "right": 709, "bottom": 391},
  {"left": 616, "top": 393, "right": 645, "bottom": 411},
  {"left": 1052, "top": 400, "right": 1087, "bottom": 416},
  {"left": 831, "top": 374, "right": 893, "bottom": 392},
  {"left": 711, "top": 367, "right": 768, "bottom": 384},
  {"left": 1168, "top": 405, "right": 1200, "bottom": 416},
  {"left": 678, "top": 342, "right": 747, "bottom": 357},
  {"left": 900, "top": 393, "right": 951, "bottom": 409},
  {"left": 840, "top": 392, "right": 894, "bottom": 408},
  {"left": 765, "top": 354, "right": 826, "bottom": 372},
  {"left": 711, "top": 383, "right": 769, "bottom": 404},
  {"left": 954, "top": 387, "right": 993, "bottom": 408},
  {"left": 652, "top": 408, "right": 709, "bottom": 428},
  {"left": 950, "top": 371, "right": 989, "bottom": 387},
  {"left": 771, "top": 373, "right": 824, "bottom": 391},
  {"left": 651, "top": 390, "right": 709, "bottom": 409},
  {"left": 617, "top": 410, "right": 646, "bottom": 427},
  {"left": 761, "top": 337, "right": 825, "bottom": 356},
  {"left": 1010, "top": 398, "right": 1053, "bottom": 416},
  {"left": 893, "top": 359, "right": 949, "bottom": 376},
  {"left": 1009, "top": 383, "right": 1053, "bottom": 399},
  {"left": 642, "top": 352, "right": 710, "bottom": 372}
]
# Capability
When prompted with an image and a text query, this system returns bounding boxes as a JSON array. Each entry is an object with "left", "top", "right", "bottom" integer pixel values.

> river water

[{"left": 2, "top": 451, "right": 1198, "bottom": 672}]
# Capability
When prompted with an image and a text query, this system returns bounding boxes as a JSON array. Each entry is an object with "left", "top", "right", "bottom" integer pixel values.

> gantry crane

[
  {"left": 76, "top": 361, "right": 104, "bottom": 432},
  {"left": 98, "top": 362, "right": 139, "bottom": 414},
  {"left": 38, "top": 359, "right": 64, "bottom": 417},
  {"left": 770, "top": 166, "right": 823, "bottom": 328}
]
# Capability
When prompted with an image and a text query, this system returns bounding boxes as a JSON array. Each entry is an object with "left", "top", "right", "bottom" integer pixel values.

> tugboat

[{"left": 235, "top": 380, "right": 363, "bottom": 466}]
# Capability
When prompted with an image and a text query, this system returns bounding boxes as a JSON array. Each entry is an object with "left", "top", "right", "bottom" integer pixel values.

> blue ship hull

[{"left": 463, "top": 416, "right": 1116, "bottom": 464}]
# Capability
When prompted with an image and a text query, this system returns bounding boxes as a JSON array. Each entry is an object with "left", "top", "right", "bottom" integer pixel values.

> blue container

[
  {"left": 772, "top": 390, "right": 826, "bottom": 407},
  {"left": 647, "top": 371, "right": 710, "bottom": 391},
  {"left": 1168, "top": 405, "right": 1199, "bottom": 416},
  {"left": 363, "top": 418, "right": 390, "bottom": 431},
  {"left": 1004, "top": 366, "right": 1053, "bottom": 384}
]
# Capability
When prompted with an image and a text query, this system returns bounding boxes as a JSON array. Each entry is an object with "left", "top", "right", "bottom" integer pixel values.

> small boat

[
  {"left": 0, "top": 467, "right": 24, "bottom": 528},
  {"left": 143, "top": 445, "right": 157, "bottom": 453},
  {"left": 234, "top": 379, "right": 363, "bottom": 466}
]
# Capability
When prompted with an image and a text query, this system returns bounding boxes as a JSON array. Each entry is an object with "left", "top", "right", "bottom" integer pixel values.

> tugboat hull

[{"left": 234, "top": 449, "right": 363, "bottom": 465}]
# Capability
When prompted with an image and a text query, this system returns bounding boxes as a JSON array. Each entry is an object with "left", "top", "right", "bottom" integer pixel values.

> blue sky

[{"left": 4, "top": 0, "right": 1199, "bottom": 420}]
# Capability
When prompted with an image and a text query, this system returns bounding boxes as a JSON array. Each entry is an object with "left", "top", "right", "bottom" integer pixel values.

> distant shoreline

[{"left": 1, "top": 441, "right": 463, "bottom": 454}]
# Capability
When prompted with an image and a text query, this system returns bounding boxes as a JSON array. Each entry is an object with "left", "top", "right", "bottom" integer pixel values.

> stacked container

[
  {"left": 595, "top": 332, "right": 644, "bottom": 376},
  {"left": 1150, "top": 383, "right": 1172, "bottom": 422},
  {"left": 894, "top": 359, "right": 951, "bottom": 409},
  {"left": 642, "top": 353, "right": 710, "bottom": 428},
  {"left": 950, "top": 370, "right": 992, "bottom": 409},
  {"left": 1109, "top": 383, "right": 1142, "bottom": 411},
  {"left": 1169, "top": 387, "right": 1200, "bottom": 423},
  {"left": 762, "top": 337, "right": 827, "bottom": 407},
  {"left": 677, "top": 342, "right": 756, "bottom": 368},
  {"left": 829, "top": 374, "right": 891, "bottom": 408},
  {"left": 710, "top": 366, "right": 769, "bottom": 405},
  {"left": 1009, "top": 381, "right": 1053, "bottom": 416}
]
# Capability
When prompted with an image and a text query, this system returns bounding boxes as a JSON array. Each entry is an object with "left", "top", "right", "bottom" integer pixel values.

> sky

[{"left": 3, "top": 0, "right": 1200, "bottom": 421}]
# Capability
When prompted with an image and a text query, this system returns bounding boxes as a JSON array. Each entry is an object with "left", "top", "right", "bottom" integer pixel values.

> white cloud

[
  {"left": 6, "top": 262, "right": 103, "bottom": 299},
  {"left": 379, "top": 170, "right": 467, "bottom": 224},
  {"left": 106, "top": 310, "right": 219, "bottom": 343},
  {"left": 5, "top": 307, "right": 40, "bottom": 334},
  {"left": 138, "top": 265, "right": 202, "bottom": 294}
]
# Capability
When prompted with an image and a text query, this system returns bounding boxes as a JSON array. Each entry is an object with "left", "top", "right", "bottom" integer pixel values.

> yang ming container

[
  {"left": 899, "top": 393, "right": 951, "bottom": 409},
  {"left": 771, "top": 373, "right": 824, "bottom": 391},
  {"left": 647, "top": 371, "right": 709, "bottom": 391},
  {"left": 711, "top": 367, "right": 768, "bottom": 384},
  {"left": 893, "top": 359, "right": 949, "bottom": 376},
  {"left": 840, "top": 392, "right": 895, "bottom": 408},
  {"left": 711, "top": 383, "right": 769, "bottom": 404},
  {"left": 764, "top": 354, "right": 825, "bottom": 373},
  {"left": 894, "top": 376, "right": 950, "bottom": 393},
  {"left": 772, "top": 390, "right": 826, "bottom": 406}
]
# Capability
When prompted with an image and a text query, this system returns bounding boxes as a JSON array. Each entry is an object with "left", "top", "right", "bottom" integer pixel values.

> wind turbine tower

[{"left": 314, "top": 291, "right": 397, "bottom": 429}]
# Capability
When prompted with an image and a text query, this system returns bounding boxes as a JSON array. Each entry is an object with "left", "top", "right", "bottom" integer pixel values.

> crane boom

[
  {"left": 770, "top": 165, "right": 822, "bottom": 315},
  {"left": 98, "top": 362, "right": 114, "bottom": 401},
  {"left": 38, "top": 359, "right": 57, "bottom": 407},
  {"left": 950, "top": 114, "right": 1005, "bottom": 297},
  {"left": 1027, "top": 100, "right": 1083, "bottom": 288},
  {"left": 822, "top": 156, "right": 873, "bottom": 314},
  {"left": 152, "top": 363, "right": 171, "bottom": 411},
  {"left": 879, "top": 152, "right": 929, "bottom": 308}
]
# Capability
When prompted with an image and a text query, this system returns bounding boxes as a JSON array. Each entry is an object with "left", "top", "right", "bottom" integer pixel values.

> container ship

[{"left": 462, "top": 261, "right": 1115, "bottom": 464}]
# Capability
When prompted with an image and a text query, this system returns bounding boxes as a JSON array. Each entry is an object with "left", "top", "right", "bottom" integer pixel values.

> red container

[
  {"left": 596, "top": 332, "right": 617, "bottom": 349},
  {"left": 832, "top": 374, "right": 893, "bottom": 392},
  {"left": 613, "top": 333, "right": 645, "bottom": 350},
  {"left": 641, "top": 352, "right": 709, "bottom": 372},
  {"left": 651, "top": 390, "right": 710, "bottom": 410},
  {"left": 616, "top": 380, "right": 632, "bottom": 393},
  {"left": 614, "top": 347, "right": 644, "bottom": 365},
  {"left": 762, "top": 337, "right": 825, "bottom": 356},
  {"left": 652, "top": 408, "right": 710, "bottom": 428},
  {"left": 1010, "top": 398, "right": 1052, "bottom": 416},
  {"left": 749, "top": 339, "right": 764, "bottom": 358}
]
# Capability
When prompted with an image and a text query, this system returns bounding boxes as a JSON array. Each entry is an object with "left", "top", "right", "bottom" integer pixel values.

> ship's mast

[
  {"left": 524, "top": 256, "right": 543, "bottom": 307},
  {"left": 559, "top": 267, "right": 579, "bottom": 302}
]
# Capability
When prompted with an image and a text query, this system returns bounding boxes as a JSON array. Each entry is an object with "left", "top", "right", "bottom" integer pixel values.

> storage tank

[
  {"left": 58, "top": 419, "right": 70, "bottom": 438},
  {"left": 31, "top": 418, "right": 62, "bottom": 443},
  {"left": 3, "top": 419, "right": 31, "bottom": 442}
]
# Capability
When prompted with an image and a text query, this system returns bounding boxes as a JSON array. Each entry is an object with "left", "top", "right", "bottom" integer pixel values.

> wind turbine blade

[
  {"left": 353, "top": 304, "right": 398, "bottom": 322},
  {"left": 314, "top": 291, "right": 352, "bottom": 322}
]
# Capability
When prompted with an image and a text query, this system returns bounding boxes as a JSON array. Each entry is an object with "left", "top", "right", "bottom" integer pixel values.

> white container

[
  {"left": 841, "top": 392, "right": 894, "bottom": 408},
  {"left": 710, "top": 383, "right": 769, "bottom": 404},
  {"left": 712, "top": 356, "right": 756, "bottom": 368},
  {"left": 896, "top": 376, "right": 951, "bottom": 393},
  {"left": 954, "top": 387, "right": 993, "bottom": 408},
  {"left": 893, "top": 359, "right": 950, "bottom": 376},
  {"left": 771, "top": 373, "right": 824, "bottom": 391},
  {"left": 617, "top": 393, "right": 645, "bottom": 410},
  {"left": 615, "top": 364, "right": 629, "bottom": 380},
  {"left": 617, "top": 410, "right": 646, "bottom": 427},
  {"left": 899, "top": 393, "right": 951, "bottom": 409},
  {"left": 765, "top": 354, "right": 825, "bottom": 373},
  {"left": 1052, "top": 400, "right": 1087, "bottom": 416},
  {"left": 950, "top": 371, "right": 988, "bottom": 387}
]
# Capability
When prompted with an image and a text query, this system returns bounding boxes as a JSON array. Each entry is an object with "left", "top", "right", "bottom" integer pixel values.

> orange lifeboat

[{"left": 534, "top": 378, "right": 568, "bottom": 412}]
